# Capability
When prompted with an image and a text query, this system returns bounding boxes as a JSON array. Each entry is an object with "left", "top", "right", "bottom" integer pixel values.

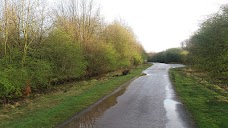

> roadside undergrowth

[{"left": 0, "top": 64, "right": 151, "bottom": 128}]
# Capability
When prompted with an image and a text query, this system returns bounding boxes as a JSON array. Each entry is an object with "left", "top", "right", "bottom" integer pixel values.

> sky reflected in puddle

[
  {"left": 59, "top": 85, "right": 128, "bottom": 128},
  {"left": 164, "top": 73, "right": 185, "bottom": 128}
]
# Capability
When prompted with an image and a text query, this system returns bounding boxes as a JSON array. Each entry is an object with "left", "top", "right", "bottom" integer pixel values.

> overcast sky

[{"left": 96, "top": 0, "right": 228, "bottom": 52}]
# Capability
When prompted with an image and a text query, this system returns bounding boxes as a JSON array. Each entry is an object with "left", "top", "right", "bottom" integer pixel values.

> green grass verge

[
  {"left": 170, "top": 68, "right": 228, "bottom": 128},
  {"left": 0, "top": 64, "right": 151, "bottom": 128}
]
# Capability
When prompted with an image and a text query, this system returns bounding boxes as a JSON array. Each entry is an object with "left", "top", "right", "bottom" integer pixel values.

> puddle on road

[
  {"left": 164, "top": 99, "right": 184, "bottom": 128},
  {"left": 164, "top": 83, "right": 185, "bottom": 128},
  {"left": 59, "top": 84, "right": 129, "bottom": 128}
]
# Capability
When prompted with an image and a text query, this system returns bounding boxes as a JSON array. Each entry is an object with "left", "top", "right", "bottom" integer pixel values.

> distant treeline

[
  {"left": 0, "top": 0, "right": 146, "bottom": 104},
  {"left": 147, "top": 48, "right": 187, "bottom": 63},
  {"left": 148, "top": 4, "right": 228, "bottom": 87}
]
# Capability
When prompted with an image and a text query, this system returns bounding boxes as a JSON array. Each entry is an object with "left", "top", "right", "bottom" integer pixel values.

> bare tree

[
  {"left": 0, "top": 0, "right": 49, "bottom": 66},
  {"left": 54, "top": 0, "right": 102, "bottom": 43},
  {"left": 1, "top": 0, "right": 9, "bottom": 55}
]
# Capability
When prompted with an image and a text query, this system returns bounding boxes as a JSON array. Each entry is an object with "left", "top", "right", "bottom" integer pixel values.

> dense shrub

[
  {"left": 37, "top": 29, "right": 87, "bottom": 79},
  {"left": 186, "top": 5, "right": 228, "bottom": 85}
]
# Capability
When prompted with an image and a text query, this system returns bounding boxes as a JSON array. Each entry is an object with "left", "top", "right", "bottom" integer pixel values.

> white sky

[
  {"left": 48, "top": 0, "right": 228, "bottom": 52},
  {"left": 96, "top": 0, "right": 228, "bottom": 52}
]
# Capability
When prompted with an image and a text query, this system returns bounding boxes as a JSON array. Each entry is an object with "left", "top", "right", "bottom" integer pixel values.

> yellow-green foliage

[
  {"left": 0, "top": 0, "right": 146, "bottom": 103},
  {"left": 102, "top": 22, "right": 144, "bottom": 68}
]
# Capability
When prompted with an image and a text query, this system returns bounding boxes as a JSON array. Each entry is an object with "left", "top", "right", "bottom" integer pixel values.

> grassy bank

[
  {"left": 0, "top": 64, "right": 151, "bottom": 128},
  {"left": 170, "top": 68, "right": 228, "bottom": 128}
]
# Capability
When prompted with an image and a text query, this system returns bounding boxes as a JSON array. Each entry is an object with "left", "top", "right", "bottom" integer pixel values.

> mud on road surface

[{"left": 59, "top": 63, "right": 195, "bottom": 128}]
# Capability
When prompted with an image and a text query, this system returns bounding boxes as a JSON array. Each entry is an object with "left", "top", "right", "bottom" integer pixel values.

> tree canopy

[
  {"left": 184, "top": 4, "right": 228, "bottom": 86},
  {"left": 0, "top": 0, "right": 146, "bottom": 104}
]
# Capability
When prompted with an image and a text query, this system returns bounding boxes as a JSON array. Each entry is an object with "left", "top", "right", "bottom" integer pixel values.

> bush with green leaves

[
  {"left": 25, "top": 58, "right": 53, "bottom": 89},
  {"left": 39, "top": 29, "right": 87, "bottom": 80},
  {"left": 102, "top": 22, "right": 145, "bottom": 68},
  {"left": 0, "top": 65, "right": 27, "bottom": 103},
  {"left": 0, "top": 71, "right": 16, "bottom": 103},
  {"left": 0, "top": 53, "right": 53, "bottom": 103},
  {"left": 186, "top": 5, "right": 228, "bottom": 85}
]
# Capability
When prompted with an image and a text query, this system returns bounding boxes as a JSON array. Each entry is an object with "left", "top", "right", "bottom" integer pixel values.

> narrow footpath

[{"left": 60, "top": 63, "right": 195, "bottom": 128}]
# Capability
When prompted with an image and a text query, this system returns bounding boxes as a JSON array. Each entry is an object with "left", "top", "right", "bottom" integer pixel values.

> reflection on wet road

[
  {"left": 59, "top": 63, "right": 195, "bottom": 128},
  {"left": 59, "top": 83, "right": 128, "bottom": 128}
]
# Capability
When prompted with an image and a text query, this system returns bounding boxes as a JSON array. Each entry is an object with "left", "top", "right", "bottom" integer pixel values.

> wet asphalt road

[{"left": 61, "top": 63, "right": 195, "bottom": 128}]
